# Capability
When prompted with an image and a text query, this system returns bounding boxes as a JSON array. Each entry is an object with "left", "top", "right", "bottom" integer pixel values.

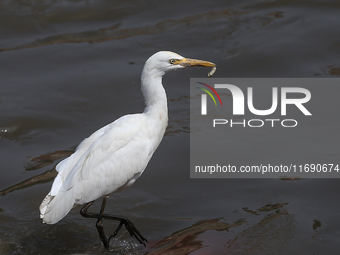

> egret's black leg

[
  {"left": 80, "top": 198, "right": 109, "bottom": 248},
  {"left": 96, "top": 198, "right": 109, "bottom": 248},
  {"left": 80, "top": 198, "right": 147, "bottom": 248}
]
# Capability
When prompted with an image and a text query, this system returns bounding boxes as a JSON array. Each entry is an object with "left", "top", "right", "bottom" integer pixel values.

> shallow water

[{"left": 1, "top": 0, "right": 340, "bottom": 254}]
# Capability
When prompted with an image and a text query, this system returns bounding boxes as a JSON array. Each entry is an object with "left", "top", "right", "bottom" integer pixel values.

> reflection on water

[
  {"left": 226, "top": 204, "right": 295, "bottom": 254},
  {"left": 0, "top": 150, "right": 72, "bottom": 196},
  {"left": 0, "top": 9, "right": 255, "bottom": 52},
  {"left": 149, "top": 218, "right": 246, "bottom": 254},
  {"left": 1, "top": 0, "right": 340, "bottom": 254},
  {"left": 326, "top": 65, "right": 340, "bottom": 76}
]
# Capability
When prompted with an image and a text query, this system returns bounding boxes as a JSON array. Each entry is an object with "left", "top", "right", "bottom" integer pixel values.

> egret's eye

[{"left": 169, "top": 58, "right": 176, "bottom": 64}]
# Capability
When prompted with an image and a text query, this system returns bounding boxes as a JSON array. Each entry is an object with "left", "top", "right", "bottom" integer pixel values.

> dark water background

[{"left": 1, "top": 0, "right": 340, "bottom": 254}]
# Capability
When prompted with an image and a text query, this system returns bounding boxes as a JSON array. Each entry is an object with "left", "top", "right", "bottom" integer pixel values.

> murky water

[{"left": 1, "top": 0, "right": 340, "bottom": 254}]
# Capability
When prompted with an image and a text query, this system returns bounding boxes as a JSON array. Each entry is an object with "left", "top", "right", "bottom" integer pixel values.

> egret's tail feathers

[
  {"left": 39, "top": 192, "right": 52, "bottom": 220},
  {"left": 39, "top": 190, "right": 75, "bottom": 224}
]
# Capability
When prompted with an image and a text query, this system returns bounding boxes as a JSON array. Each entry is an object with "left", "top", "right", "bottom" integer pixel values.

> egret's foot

[
  {"left": 108, "top": 219, "right": 148, "bottom": 247},
  {"left": 80, "top": 198, "right": 147, "bottom": 249}
]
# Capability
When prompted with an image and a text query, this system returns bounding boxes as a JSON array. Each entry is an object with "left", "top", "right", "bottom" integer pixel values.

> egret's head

[{"left": 144, "top": 51, "right": 216, "bottom": 77}]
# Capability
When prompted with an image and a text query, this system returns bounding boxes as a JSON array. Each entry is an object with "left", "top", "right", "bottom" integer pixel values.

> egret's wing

[
  {"left": 56, "top": 124, "right": 110, "bottom": 173},
  {"left": 49, "top": 123, "right": 110, "bottom": 196},
  {"left": 55, "top": 114, "right": 150, "bottom": 197}
]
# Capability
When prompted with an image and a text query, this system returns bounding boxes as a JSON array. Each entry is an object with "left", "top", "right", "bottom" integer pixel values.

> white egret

[{"left": 39, "top": 51, "right": 216, "bottom": 248}]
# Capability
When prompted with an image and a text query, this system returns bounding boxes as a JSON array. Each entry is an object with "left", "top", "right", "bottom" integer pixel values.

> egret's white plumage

[{"left": 39, "top": 51, "right": 215, "bottom": 227}]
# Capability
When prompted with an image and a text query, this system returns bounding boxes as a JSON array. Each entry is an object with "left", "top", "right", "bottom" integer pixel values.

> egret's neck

[{"left": 141, "top": 67, "right": 168, "bottom": 118}]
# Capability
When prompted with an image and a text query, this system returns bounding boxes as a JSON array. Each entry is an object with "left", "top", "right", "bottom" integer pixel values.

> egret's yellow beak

[
  {"left": 177, "top": 58, "right": 215, "bottom": 68},
  {"left": 175, "top": 58, "right": 216, "bottom": 77}
]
